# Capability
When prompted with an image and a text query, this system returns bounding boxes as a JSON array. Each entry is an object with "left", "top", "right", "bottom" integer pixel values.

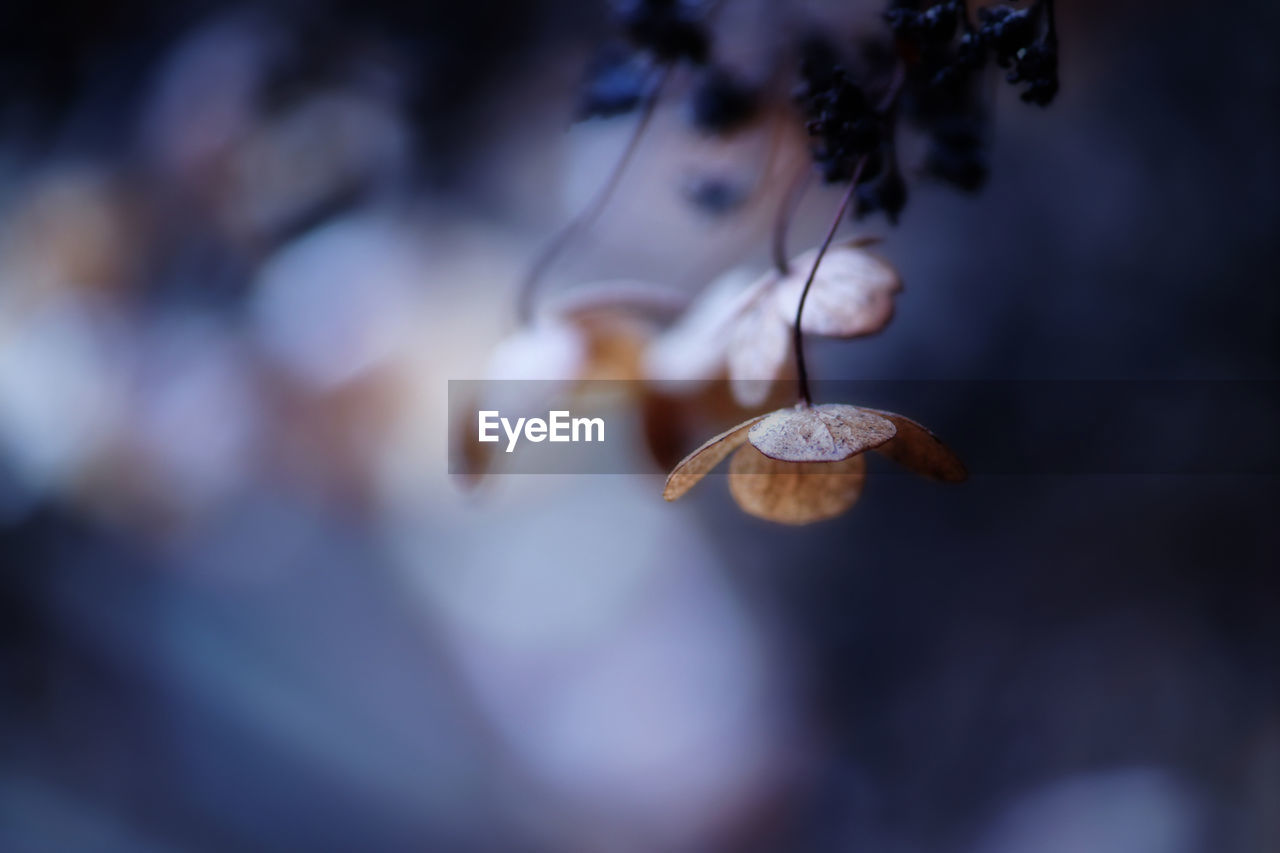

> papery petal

[
  {"left": 864, "top": 409, "right": 968, "bottom": 481},
  {"left": 482, "top": 321, "right": 586, "bottom": 422},
  {"left": 486, "top": 321, "right": 586, "bottom": 382},
  {"left": 643, "top": 267, "right": 773, "bottom": 386},
  {"left": 663, "top": 414, "right": 764, "bottom": 501},
  {"left": 748, "top": 403, "right": 896, "bottom": 462},
  {"left": 772, "top": 240, "right": 901, "bottom": 338},
  {"left": 727, "top": 298, "right": 789, "bottom": 407},
  {"left": 728, "top": 445, "right": 866, "bottom": 525}
]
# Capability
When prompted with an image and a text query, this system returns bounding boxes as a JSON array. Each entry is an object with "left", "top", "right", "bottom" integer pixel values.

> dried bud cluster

[{"left": 794, "top": 38, "right": 886, "bottom": 184}]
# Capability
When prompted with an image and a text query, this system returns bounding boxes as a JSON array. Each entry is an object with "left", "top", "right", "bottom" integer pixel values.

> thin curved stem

[
  {"left": 516, "top": 64, "right": 672, "bottom": 324},
  {"left": 771, "top": 163, "right": 811, "bottom": 275},
  {"left": 792, "top": 156, "right": 867, "bottom": 406}
]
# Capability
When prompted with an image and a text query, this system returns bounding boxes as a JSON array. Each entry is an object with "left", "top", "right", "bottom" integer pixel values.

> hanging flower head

[
  {"left": 664, "top": 402, "right": 965, "bottom": 524},
  {"left": 643, "top": 239, "right": 901, "bottom": 406}
]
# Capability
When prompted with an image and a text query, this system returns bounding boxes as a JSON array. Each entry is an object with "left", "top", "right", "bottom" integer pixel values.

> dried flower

[
  {"left": 644, "top": 240, "right": 902, "bottom": 406},
  {"left": 663, "top": 402, "right": 965, "bottom": 524}
]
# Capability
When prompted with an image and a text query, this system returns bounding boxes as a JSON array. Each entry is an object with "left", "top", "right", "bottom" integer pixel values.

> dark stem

[
  {"left": 792, "top": 156, "right": 867, "bottom": 406},
  {"left": 516, "top": 64, "right": 672, "bottom": 324},
  {"left": 1043, "top": 0, "right": 1058, "bottom": 44},
  {"left": 771, "top": 165, "right": 811, "bottom": 275}
]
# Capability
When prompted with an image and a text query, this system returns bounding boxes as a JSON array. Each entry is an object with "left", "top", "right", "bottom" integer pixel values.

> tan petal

[
  {"left": 727, "top": 298, "right": 790, "bottom": 407},
  {"left": 772, "top": 240, "right": 902, "bottom": 337},
  {"left": 451, "top": 394, "right": 497, "bottom": 487},
  {"left": 864, "top": 409, "right": 967, "bottom": 482},
  {"left": 579, "top": 316, "right": 651, "bottom": 381},
  {"left": 663, "top": 415, "right": 764, "bottom": 501},
  {"left": 728, "top": 445, "right": 867, "bottom": 525},
  {"left": 748, "top": 403, "right": 897, "bottom": 462}
]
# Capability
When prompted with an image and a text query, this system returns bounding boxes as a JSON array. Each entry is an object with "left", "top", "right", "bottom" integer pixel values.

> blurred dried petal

[
  {"left": 452, "top": 392, "right": 496, "bottom": 488},
  {"left": 865, "top": 409, "right": 968, "bottom": 481},
  {"left": 728, "top": 446, "right": 867, "bottom": 525},
  {"left": 579, "top": 319, "right": 651, "bottom": 381},
  {"left": 663, "top": 415, "right": 764, "bottom": 501},
  {"left": 644, "top": 268, "right": 771, "bottom": 386},
  {"left": 772, "top": 240, "right": 901, "bottom": 337},
  {"left": 481, "top": 321, "right": 587, "bottom": 430},
  {"left": 642, "top": 376, "right": 795, "bottom": 473},
  {"left": 747, "top": 404, "right": 896, "bottom": 462},
  {"left": 486, "top": 321, "right": 587, "bottom": 382},
  {"left": 727, "top": 298, "right": 790, "bottom": 407}
]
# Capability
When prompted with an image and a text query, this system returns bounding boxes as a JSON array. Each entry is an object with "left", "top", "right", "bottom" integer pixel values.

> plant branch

[
  {"left": 792, "top": 156, "right": 867, "bottom": 406},
  {"left": 516, "top": 64, "right": 672, "bottom": 324},
  {"left": 771, "top": 163, "right": 811, "bottom": 275}
]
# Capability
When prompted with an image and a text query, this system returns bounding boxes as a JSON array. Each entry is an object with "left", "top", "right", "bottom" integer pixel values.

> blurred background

[{"left": 1, "top": 0, "right": 1277, "bottom": 850}]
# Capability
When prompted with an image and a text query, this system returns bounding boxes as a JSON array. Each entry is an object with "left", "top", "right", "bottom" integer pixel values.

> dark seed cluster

[
  {"left": 572, "top": 0, "right": 1060, "bottom": 224},
  {"left": 889, "top": 0, "right": 1060, "bottom": 108},
  {"left": 689, "top": 67, "right": 760, "bottom": 135},
  {"left": 618, "top": 0, "right": 709, "bottom": 65},
  {"left": 793, "top": 38, "right": 886, "bottom": 184},
  {"left": 1005, "top": 38, "right": 1059, "bottom": 106}
]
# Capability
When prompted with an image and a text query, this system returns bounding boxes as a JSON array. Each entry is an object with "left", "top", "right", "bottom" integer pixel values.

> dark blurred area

[{"left": 1, "top": 1, "right": 1277, "bottom": 851}]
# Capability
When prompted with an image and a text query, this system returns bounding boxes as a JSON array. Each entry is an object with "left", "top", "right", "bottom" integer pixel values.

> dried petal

[
  {"left": 663, "top": 414, "right": 764, "bottom": 500},
  {"left": 579, "top": 316, "right": 651, "bottom": 381},
  {"left": 772, "top": 241, "right": 901, "bottom": 337},
  {"left": 452, "top": 393, "right": 496, "bottom": 487},
  {"left": 644, "top": 267, "right": 772, "bottom": 385},
  {"left": 727, "top": 298, "right": 790, "bottom": 407},
  {"left": 486, "top": 321, "right": 586, "bottom": 382},
  {"left": 482, "top": 321, "right": 586, "bottom": 423},
  {"left": 728, "top": 445, "right": 867, "bottom": 525},
  {"left": 748, "top": 403, "right": 896, "bottom": 462},
  {"left": 865, "top": 409, "right": 968, "bottom": 482}
]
